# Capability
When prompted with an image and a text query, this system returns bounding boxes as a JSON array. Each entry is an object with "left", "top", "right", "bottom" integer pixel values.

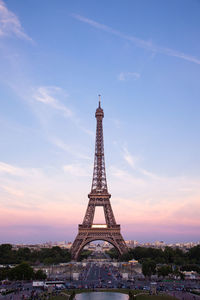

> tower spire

[
  {"left": 91, "top": 95, "right": 108, "bottom": 194},
  {"left": 98, "top": 94, "right": 101, "bottom": 108}
]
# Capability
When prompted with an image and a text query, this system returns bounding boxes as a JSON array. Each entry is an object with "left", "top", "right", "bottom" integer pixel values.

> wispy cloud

[
  {"left": 0, "top": 160, "right": 87, "bottom": 206},
  {"left": 0, "top": 185, "right": 24, "bottom": 197},
  {"left": 109, "top": 164, "right": 200, "bottom": 226},
  {"left": 51, "top": 137, "right": 91, "bottom": 160},
  {"left": 0, "top": 0, "right": 32, "bottom": 42},
  {"left": 123, "top": 147, "right": 138, "bottom": 168},
  {"left": 107, "top": 145, "right": 200, "bottom": 229},
  {"left": 110, "top": 166, "right": 145, "bottom": 187},
  {"left": 139, "top": 168, "right": 159, "bottom": 180},
  {"left": 118, "top": 72, "right": 140, "bottom": 81},
  {"left": 63, "top": 163, "right": 91, "bottom": 177},
  {"left": 33, "top": 86, "right": 94, "bottom": 136},
  {"left": 0, "top": 161, "right": 24, "bottom": 176},
  {"left": 72, "top": 14, "right": 200, "bottom": 65},
  {"left": 0, "top": 161, "right": 42, "bottom": 178},
  {"left": 33, "top": 86, "right": 72, "bottom": 118}
]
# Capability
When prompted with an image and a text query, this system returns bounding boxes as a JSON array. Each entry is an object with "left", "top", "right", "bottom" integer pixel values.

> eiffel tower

[{"left": 70, "top": 96, "right": 128, "bottom": 260}]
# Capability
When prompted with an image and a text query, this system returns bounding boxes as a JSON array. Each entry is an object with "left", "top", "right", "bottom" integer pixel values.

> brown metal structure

[{"left": 70, "top": 96, "right": 128, "bottom": 260}]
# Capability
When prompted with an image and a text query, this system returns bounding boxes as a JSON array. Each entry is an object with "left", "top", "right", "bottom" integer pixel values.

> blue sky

[{"left": 0, "top": 0, "right": 200, "bottom": 244}]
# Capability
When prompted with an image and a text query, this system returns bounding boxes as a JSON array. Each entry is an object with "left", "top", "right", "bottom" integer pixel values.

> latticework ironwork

[
  {"left": 91, "top": 100, "right": 108, "bottom": 193},
  {"left": 71, "top": 96, "right": 127, "bottom": 260}
]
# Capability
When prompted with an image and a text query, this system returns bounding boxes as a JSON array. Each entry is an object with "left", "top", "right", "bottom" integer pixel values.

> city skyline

[{"left": 0, "top": 0, "right": 200, "bottom": 244}]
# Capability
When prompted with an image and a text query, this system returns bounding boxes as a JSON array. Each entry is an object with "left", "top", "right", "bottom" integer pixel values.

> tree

[
  {"left": 0, "top": 244, "right": 12, "bottom": 253},
  {"left": 120, "top": 250, "right": 134, "bottom": 262},
  {"left": 78, "top": 250, "right": 92, "bottom": 261},
  {"left": 35, "top": 269, "right": 47, "bottom": 280},
  {"left": 179, "top": 271, "right": 185, "bottom": 280},
  {"left": 128, "top": 291, "right": 134, "bottom": 300},
  {"left": 0, "top": 244, "right": 14, "bottom": 264},
  {"left": 172, "top": 266, "right": 185, "bottom": 280},
  {"left": 106, "top": 247, "right": 119, "bottom": 259},
  {"left": 0, "top": 267, "right": 10, "bottom": 280},
  {"left": 43, "top": 257, "right": 55, "bottom": 265},
  {"left": 188, "top": 246, "right": 200, "bottom": 264},
  {"left": 163, "top": 247, "right": 175, "bottom": 263},
  {"left": 69, "top": 291, "right": 76, "bottom": 300},
  {"left": 8, "top": 262, "right": 34, "bottom": 280},
  {"left": 157, "top": 265, "right": 172, "bottom": 278},
  {"left": 142, "top": 260, "right": 156, "bottom": 278},
  {"left": 17, "top": 248, "right": 31, "bottom": 262},
  {"left": 0, "top": 245, "right": 71, "bottom": 265}
]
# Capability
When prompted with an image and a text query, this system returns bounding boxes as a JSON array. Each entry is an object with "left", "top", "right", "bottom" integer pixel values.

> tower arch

[{"left": 74, "top": 237, "right": 122, "bottom": 261}]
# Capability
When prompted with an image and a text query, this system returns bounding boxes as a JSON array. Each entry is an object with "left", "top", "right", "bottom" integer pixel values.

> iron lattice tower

[{"left": 70, "top": 96, "right": 128, "bottom": 260}]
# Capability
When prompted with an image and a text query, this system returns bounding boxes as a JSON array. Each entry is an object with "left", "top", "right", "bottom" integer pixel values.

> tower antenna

[{"left": 98, "top": 94, "right": 101, "bottom": 107}]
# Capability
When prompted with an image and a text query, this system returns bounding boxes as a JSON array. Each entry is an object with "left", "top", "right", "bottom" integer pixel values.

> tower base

[{"left": 70, "top": 224, "right": 127, "bottom": 260}]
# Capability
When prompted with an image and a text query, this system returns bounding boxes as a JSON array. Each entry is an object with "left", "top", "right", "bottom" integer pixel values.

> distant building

[
  {"left": 183, "top": 271, "right": 199, "bottom": 280},
  {"left": 125, "top": 240, "right": 139, "bottom": 248}
]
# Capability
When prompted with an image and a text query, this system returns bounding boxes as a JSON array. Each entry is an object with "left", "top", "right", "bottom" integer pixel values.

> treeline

[
  {"left": 107, "top": 245, "right": 200, "bottom": 266},
  {"left": 0, "top": 262, "right": 46, "bottom": 281},
  {"left": 78, "top": 250, "right": 92, "bottom": 261},
  {"left": 107, "top": 245, "right": 200, "bottom": 278},
  {"left": 0, "top": 244, "right": 71, "bottom": 265}
]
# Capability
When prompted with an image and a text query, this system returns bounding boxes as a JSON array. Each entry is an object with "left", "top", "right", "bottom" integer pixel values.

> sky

[{"left": 0, "top": 0, "right": 200, "bottom": 244}]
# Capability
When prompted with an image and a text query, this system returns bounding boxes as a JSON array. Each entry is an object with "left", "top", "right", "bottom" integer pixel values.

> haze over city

[{"left": 0, "top": 0, "right": 200, "bottom": 244}]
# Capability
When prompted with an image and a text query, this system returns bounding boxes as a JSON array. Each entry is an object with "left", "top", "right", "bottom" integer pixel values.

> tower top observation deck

[{"left": 95, "top": 94, "right": 104, "bottom": 118}]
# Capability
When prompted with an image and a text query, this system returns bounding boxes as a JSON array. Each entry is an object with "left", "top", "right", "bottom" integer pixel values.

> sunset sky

[{"left": 0, "top": 0, "right": 200, "bottom": 244}]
